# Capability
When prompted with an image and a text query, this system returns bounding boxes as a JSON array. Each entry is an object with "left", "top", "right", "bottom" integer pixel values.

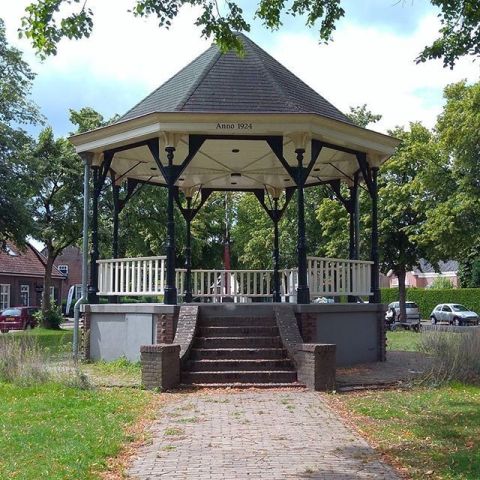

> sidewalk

[{"left": 128, "top": 390, "right": 401, "bottom": 479}]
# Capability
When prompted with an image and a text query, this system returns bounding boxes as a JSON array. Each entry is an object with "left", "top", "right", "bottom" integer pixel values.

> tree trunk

[
  {"left": 41, "top": 247, "right": 56, "bottom": 328},
  {"left": 397, "top": 267, "right": 407, "bottom": 323}
]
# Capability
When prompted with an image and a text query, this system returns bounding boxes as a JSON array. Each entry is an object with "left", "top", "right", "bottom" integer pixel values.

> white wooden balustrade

[
  {"left": 308, "top": 257, "right": 372, "bottom": 297},
  {"left": 97, "top": 256, "right": 372, "bottom": 300}
]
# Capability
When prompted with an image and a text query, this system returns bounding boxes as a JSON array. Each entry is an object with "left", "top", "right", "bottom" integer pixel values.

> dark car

[{"left": 0, "top": 306, "right": 39, "bottom": 333}]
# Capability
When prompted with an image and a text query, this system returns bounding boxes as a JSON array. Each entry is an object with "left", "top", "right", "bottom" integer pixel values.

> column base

[
  {"left": 164, "top": 286, "right": 178, "bottom": 305},
  {"left": 296, "top": 286, "right": 310, "bottom": 304}
]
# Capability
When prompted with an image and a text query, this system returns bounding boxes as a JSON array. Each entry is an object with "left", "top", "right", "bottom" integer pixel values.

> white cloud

[
  {"left": 267, "top": 15, "right": 479, "bottom": 132},
  {"left": 3, "top": 0, "right": 210, "bottom": 88},
  {"left": 2, "top": 2, "right": 479, "bottom": 134}
]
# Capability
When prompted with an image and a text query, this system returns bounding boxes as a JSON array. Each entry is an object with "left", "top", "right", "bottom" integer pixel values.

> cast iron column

[
  {"left": 354, "top": 172, "right": 360, "bottom": 260},
  {"left": 164, "top": 147, "right": 177, "bottom": 305},
  {"left": 272, "top": 197, "right": 281, "bottom": 303},
  {"left": 112, "top": 184, "right": 120, "bottom": 259},
  {"left": 88, "top": 166, "right": 100, "bottom": 303},
  {"left": 295, "top": 148, "right": 310, "bottom": 304},
  {"left": 184, "top": 196, "right": 193, "bottom": 303},
  {"left": 348, "top": 176, "right": 358, "bottom": 303},
  {"left": 110, "top": 183, "right": 121, "bottom": 304},
  {"left": 370, "top": 167, "right": 380, "bottom": 303}
]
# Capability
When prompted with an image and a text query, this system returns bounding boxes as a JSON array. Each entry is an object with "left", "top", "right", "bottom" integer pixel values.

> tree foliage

[
  {"left": 346, "top": 104, "right": 382, "bottom": 128},
  {"left": 19, "top": 0, "right": 480, "bottom": 66},
  {"left": 416, "top": 0, "right": 480, "bottom": 68},
  {"left": 24, "top": 127, "right": 83, "bottom": 325},
  {"left": 0, "top": 18, "right": 42, "bottom": 247},
  {"left": 417, "top": 81, "right": 480, "bottom": 264}
]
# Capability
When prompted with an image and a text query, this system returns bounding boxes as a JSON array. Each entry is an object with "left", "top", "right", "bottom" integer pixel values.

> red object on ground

[{"left": 0, "top": 306, "right": 39, "bottom": 333}]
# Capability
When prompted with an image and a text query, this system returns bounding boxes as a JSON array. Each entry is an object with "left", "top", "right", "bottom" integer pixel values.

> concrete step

[
  {"left": 182, "top": 382, "right": 306, "bottom": 389},
  {"left": 193, "top": 336, "right": 282, "bottom": 349},
  {"left": 198, "top": 326, "right": 279, "bottom": 337},
  {"left": 199, "top": 316, "right": 276, "bottom": 327},
  {"left": 182, "top": 370, "right": 297, "bottom": 384},
  {"left": 190, "top": 348, "right": 288, "bottom": 360},
  {"left": 188, "top": 359, "right": 294, "bottom": 372}
]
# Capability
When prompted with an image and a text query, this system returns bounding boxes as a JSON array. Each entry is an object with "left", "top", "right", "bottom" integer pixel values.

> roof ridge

[
  {"left": 240, "top": 34, "right": 351, "bottom": 122},
  {"left": 175, "top": 47, "right": 223, "bottom": 111},
  {"left": 240, "top": 35, "right": 300, "bottom": 113},
  {"left": 118, "top": 44, "right": 219, "bottom": 121}
]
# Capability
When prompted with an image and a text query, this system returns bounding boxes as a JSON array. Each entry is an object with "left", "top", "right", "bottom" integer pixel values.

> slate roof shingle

[
  {"left": 119, "top": 33, "right": 352, "bottom": 124},
  {"left": 415, "top": 259, "right": 459, "bottom": 274}
]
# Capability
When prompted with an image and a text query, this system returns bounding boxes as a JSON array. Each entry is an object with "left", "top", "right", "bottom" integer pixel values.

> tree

[
  {"left": 346, "top": 104, "right": 382, "bottom": 128},
  {"left": 416, "top": 0, "right": 480, "bottom": 68},
  {"left": 415, "top": 81, "right": 480, "bottom": 267},
  {"left": 379, "top": 123, "right": 446, "bottom": 321},
  {"left": 19, "top": 0, "right": 480, "bottom": 67},
  {"left": 0, "top": 18, "right": 42, "bottom": 247},
  {"left": 25, "top": 128, "right": 83, "bottom": 327}
]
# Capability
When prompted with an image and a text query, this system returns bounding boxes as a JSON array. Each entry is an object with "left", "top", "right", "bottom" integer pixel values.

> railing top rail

[
  {"left": 189, "top": 269, "right": 275, "bottom": 273},
  {"left": 307, "top": 256, "right": 374, "bottom": 265},
  {"left": 97, "top": 255, "right": 167, "bottom": 263}
]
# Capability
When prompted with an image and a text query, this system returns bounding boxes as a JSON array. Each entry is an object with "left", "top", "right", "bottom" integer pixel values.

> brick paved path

[{"left": 128, "top": 390, "right": 400, "bottom": 479}]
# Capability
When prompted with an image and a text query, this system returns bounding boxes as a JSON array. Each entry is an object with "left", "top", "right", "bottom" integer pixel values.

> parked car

[
  {"left": 0, "top": 306, "right": 39, "bottom": 333},
  {"left": 430, "top": 304, "right": 479, "bottom": 326},
  {"left": 386, "top": 301, "right": 421, "bottom": 330}
]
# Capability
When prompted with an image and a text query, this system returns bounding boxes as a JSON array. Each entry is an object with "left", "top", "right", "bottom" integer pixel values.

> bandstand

[{"left": 71, "top": 34, "right": 399, "bottom": 388}]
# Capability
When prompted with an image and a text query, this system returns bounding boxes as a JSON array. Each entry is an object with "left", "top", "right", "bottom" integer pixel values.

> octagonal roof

[
  {"left": 70, "top": 34, "right": 399, "bottom": 191},
  {"left": 119, "top": 33, "right": 352, "bottom": 124}
]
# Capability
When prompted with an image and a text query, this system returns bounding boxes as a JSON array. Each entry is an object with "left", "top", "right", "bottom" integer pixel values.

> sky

[{"left": 1, "top": 0, "right": 479, "bottom": 138}]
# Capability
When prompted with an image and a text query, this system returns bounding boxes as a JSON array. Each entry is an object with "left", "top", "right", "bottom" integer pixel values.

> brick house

[
  {"left": 48, "top": 245, "right": 83, "bottom": 302},
  {"left": 386, "top": 259, "right": 459, "bottom": 289},
  {"left": 0, "top": 242, "right": 65, "bottom": 310}
]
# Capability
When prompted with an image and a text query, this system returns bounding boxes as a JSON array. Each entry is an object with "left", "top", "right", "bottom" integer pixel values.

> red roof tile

[{"left": 0, "top": 242, "right": 65, "bottom": 279}]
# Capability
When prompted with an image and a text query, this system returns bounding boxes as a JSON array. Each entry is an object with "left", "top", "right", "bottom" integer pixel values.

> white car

[{"left": 430, "top": 304, "right": 479, "bottom": 326}]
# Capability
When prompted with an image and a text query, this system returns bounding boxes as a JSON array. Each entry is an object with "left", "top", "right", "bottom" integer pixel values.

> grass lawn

[
  {"left": 10, "top": 327, "right": 73, "bottom": 353},
  {"left": 0, "top": 382, "right": 155, "bottom": 479},
  {"left": 386, "top": 330, "right": 421, "bottom": 351},
  {"left": 83, "top": 358, "right": 142, "bottom": 386},
  {"left": 333, "top": 384, "right": 480, "bottom": 480}
]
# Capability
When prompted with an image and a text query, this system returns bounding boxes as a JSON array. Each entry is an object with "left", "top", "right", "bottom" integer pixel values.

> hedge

[{"left": 381, "top": 288, "right": 480, "bottom": 319}]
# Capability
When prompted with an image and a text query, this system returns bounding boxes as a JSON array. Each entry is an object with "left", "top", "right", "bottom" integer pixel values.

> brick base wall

[
  {"left": 296, "top": 312, "right": 317, "bottom": 343},
  {"left": 141, "top": 344, "right": 180, "bottom": 390},
  {"left": 155, "top": 308, "right": 179, "bottom": 344},
  {"left": 295, "top": 343, "right": 336, "bottom": 391},
  {"left": 82, "top": 312, "right": 91, "bottom": 360},
  {"left": 377, "top": 307, "right": 387, "bottom": 362}
]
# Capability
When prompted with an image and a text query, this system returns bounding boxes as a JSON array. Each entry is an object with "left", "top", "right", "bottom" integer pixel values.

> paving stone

[{"left": 128, "top": 390, "right": 400, "bottom": 479}]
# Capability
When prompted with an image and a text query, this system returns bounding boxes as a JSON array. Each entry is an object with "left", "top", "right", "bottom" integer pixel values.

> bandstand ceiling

[{"left": 69, "top": 34, "right": 399, "bottom": 191}]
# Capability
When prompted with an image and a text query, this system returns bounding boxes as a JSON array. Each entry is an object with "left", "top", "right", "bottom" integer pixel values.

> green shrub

[
  {"left": 33, "top": 302, "right": 64, "bottom": 329},
  {"left": 430, "top": 277, "right": 454, "bottom": 289},
  {"left": 381, "top": 287, "right": 480, "bottom": 319}
]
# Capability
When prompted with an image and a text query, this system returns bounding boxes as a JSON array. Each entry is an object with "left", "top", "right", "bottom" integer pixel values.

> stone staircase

[{"left": 181, "top": 306, "right": 303, "bottom": 388}]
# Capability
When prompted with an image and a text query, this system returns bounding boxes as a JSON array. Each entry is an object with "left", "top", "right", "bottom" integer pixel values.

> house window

[
  {"left": 20, "top": 285, "right": 30, "bottom": 306},
  {"left": 58, "top": 264, "right": 69, "bottom": 276},
  {"left": 0, "top": 285, "right": 10, "bottom": 310},
  {"left": 50, "top": 286, "right": 55, "bottom": 301},
  {"left": 74, "top": 284, "right": 82, "bottom": 299}
]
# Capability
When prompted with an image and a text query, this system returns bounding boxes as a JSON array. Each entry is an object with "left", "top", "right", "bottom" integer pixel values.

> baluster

[
  {"left": 160, "top": 259, "right": 165, "bottom": 294},
  {"left": 118, "top": 261, "right": 128, "bottom": 293}
]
